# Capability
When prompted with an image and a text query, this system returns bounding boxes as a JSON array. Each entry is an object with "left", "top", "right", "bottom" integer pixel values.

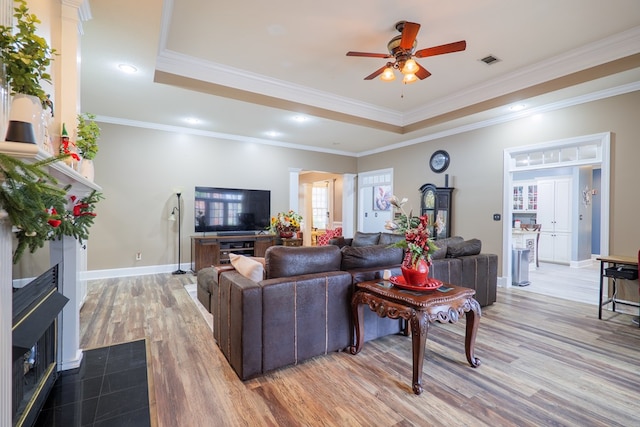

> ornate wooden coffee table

[{"left": 349, "top": 280, "right": 481, "bottom": 395}]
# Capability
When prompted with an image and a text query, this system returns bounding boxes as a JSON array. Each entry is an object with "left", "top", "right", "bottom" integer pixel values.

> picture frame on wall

[{"left": 373, "top": 185, "right": 392, "bottom": 211}]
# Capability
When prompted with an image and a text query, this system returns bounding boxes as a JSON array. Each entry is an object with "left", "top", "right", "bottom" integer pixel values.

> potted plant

[
  {"left": 75, "top": 113, "right": 100, "bottom": 160},
  {"left": 0, "top": 0, "right": 56, "bottom": 105}
]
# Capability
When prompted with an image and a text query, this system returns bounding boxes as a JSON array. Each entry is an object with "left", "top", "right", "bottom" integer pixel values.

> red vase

[
  {"left": 401, "top": 259, "right": 430, "bottom": 286},
  {"left": 279, "top": 231, "right": 294, "bottom": 238}
]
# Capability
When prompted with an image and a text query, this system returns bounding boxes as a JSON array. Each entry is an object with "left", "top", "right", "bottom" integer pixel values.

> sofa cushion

[
  {"left": 446, "top": 238, "right": 482, "bottom": 258},
  {"left": 430, "top": 236, "right": 464, "bottom": 260},
  {"left": 352, "top": 232, "right": 381, "bottom": 247},
  {"left": 378, "top": 232, "right": 405, "bottom": 246},
  {"left": 340, "top": 244, "right": 404, "bottom": 270},
  {"left": 229, "top": 253, "right": 264, "bottom": 282},
  {"left": 329, "top": 236, "right": 347, "bottom": 247},
  {"left": 265, "top": 245, "right": 342, "bottom": 279}
]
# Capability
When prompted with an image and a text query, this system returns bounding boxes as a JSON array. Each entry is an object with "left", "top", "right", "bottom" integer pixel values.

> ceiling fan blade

[
  {"left": 415, "top": 63, "right": 431, "bottom": 80},
  {"left": 364, "top": 64, "right": 389, "bottom": 80},
  {"left": 346, "top": 51, "right": 392, "bottom": 58},
  {"left": 399, "top": 22, "right": 420, "bottom": 50},
  {"left": 414, "top": 40, "right": 467, "bottom": 58}
]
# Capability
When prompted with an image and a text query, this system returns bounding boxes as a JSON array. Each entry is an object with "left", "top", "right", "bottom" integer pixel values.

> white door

[
  {"left": 536, "top": 180, "right": 555, "bottom": 231},
  {"left": 358, "top": 169, "right": 393, "bottom": 233},
  {"left": 553, "top": 179, "right": 572, "bottom": 233}
]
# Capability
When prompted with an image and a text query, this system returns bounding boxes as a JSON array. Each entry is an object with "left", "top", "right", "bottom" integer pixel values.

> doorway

[
  {"left": 502, "top": 132, "right": 611, "bottom": 288},
  {"left": 357, "top": 169, "right": 394, "bottom": 233}
]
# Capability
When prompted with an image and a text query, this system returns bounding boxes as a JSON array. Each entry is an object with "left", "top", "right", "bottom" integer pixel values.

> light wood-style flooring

[{"left": 80, "top": 274, "right": 640, "bottom": 427}]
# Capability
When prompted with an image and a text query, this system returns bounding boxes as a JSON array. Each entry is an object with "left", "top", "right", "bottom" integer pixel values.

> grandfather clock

[{"left": 419, "top": 183, "right": 454, "bottom": 240}]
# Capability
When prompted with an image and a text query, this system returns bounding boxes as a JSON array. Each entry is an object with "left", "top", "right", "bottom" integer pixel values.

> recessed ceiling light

[
  {"left": 265, "top": 131, "right": 279, "bottom": 137},
  {"left": 292, "top": 115, "right": 308, "bottom": 123},
  {"left": 509, "top": 104, "right": 526, "bottom": 112},
  {"left": 184, "top": 117, "right": 200, "bottom": 125},
  {"left": 118, "top": 63, "right": 137, "bottom": 73}
]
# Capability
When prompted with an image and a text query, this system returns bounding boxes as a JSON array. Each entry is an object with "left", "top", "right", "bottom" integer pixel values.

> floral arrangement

[
  {"left": 385, "top": 195, "right": 438, "bottom": 269},
  {"left": 268, "top": 210, "right": 303, "bottom": 234}
]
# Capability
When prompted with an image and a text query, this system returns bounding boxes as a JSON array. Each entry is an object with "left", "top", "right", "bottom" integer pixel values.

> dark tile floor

[{"left": 34, "top": 339, "right": 151, "bottom": 427}]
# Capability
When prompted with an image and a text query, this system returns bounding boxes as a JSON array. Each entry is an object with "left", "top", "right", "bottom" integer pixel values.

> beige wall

[
  {"left": 13, "top": 90, "right": 640, "bottom": 276},
  {"left": 358, "top": 90, "right": 640, "bottom": 273}
]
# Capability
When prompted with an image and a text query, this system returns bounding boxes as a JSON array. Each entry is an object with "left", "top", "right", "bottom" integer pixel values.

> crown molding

[
  {"left": 156, "top": 24, "right": 640, "bottom": 131},
  {"left": 95, "top": 115, "right": 357, "bottom": 157},
  {"left": 155, "top": 49, "right": 403, "bottom": 127},
  {"left": 403, "top": 26, "right": 640, "bottom": 125},
  {"left": 96, "top": 80, "right": 639, "bottom": 159}
]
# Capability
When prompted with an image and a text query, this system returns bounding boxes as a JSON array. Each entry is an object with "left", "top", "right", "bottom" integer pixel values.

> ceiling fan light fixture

[
  {"left": 402, "top": 73, "right": 417, "bottom": 84},
  {"left": 380, "top": 67, "right": 396, "bottom": 81},
  {"left": 401, "top": 58, "right": 418, "bottom": 75}
]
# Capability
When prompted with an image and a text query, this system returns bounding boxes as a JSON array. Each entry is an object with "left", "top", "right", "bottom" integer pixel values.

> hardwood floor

[{"left": 80, "top": 274, "right": 640, "bottom": 427}]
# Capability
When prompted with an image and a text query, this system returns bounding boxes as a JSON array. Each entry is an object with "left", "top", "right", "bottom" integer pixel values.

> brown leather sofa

[
  {"left": 332, "top": 232, "right": 498, "bottom": 307},
  {"left": 198, "top": 244, "right": 405, "bottom": 380},
  {"left": 197, "top": 234, "right": 497, "bottom": 380}
]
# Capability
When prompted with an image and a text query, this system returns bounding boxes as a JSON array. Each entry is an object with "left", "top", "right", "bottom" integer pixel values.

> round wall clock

[{"left": 429, "top": 150, "right": 450, "bottom": 173}]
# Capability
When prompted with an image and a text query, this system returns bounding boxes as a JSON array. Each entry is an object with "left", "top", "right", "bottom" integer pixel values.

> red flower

[{"left": 48, "top": 219, "right": 61, "bottom": 227}]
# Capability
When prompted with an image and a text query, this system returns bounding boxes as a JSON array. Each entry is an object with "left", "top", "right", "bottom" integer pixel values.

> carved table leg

[
  {"left": 349, "top": 293, "right": 365, "bottom": 355},
  {"left": 464, "top": 299, "right": 481, "bottom": 368},
  {"left": 410, "top": 311, "right": 429, "bottom": 395}
]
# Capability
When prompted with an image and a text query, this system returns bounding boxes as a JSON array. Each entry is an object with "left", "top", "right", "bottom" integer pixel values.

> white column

[
  {"left": 50, "top": 236, "right": 83, "bottom": 370},
  {"left": 0, "top": 219, "right": 12, "bottom": 427},
  {"left": 289, "top": 168, "right": 301, "bottom": 212},
  {"left": 342, "top": 174, "right": 356, "bottom": 238}
]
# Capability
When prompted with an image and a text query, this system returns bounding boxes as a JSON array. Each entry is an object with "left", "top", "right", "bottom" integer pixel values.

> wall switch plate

[{"left": 493, "top": 214, "right": 501, "bottom": 221}]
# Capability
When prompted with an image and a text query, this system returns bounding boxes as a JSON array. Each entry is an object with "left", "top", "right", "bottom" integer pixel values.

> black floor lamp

[{"left": 169, "top": 192, "right": 186, "bottom": 275}]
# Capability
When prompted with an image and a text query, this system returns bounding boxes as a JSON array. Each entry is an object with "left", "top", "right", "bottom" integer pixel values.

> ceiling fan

[{"left": 346, "top": 21, "right": 466, "bottom": 84}]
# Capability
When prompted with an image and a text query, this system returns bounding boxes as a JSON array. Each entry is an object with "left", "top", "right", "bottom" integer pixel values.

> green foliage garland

[
  {"left": 0, "top": 153, "right": 104, "bottom": 263},
  {"left": 0, "top": 153, "right": 67, "bottom": 262}
]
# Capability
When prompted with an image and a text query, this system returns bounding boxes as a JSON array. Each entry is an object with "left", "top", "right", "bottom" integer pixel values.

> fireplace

[{"left": 12, "top": 264, "right": 68, "bottom": 427}]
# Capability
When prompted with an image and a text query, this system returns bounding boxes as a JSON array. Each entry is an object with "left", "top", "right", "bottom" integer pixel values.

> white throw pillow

[{"left": 229, "top": 253, "right": 264, "bottom": 282}]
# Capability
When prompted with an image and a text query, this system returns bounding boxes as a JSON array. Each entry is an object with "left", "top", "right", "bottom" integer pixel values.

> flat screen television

[{"left": 194, "top": 186, "right": 271, "bottom": 234}]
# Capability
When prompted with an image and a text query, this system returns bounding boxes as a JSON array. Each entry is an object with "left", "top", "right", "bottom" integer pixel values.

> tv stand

[
  {"left": 190, "top": 234, "right": 276, "bottom": 272},
  {"left": 217, "top": 230, "right": 257, "bottom": 236}
]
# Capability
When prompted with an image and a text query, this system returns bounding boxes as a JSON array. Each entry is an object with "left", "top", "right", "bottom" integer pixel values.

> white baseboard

[
  {"left": 570, "top": 259, "right": 595, "bottom": 269},
  {"left": 497, "top": 276, "right": 511, "bottom": 288},
  {"left": 83, "top": 264, "right": 192, "bottom": 280},
  {"left": 13, "top": 263, "right": 192, "bottom": 287}
]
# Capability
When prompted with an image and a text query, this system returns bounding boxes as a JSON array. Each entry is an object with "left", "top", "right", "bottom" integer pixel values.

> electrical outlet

[{"left": 136, "top": 252, "right": 142, "bottom": 261}]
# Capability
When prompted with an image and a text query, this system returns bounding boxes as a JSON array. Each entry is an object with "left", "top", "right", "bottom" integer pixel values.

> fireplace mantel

[{"left": 1, "top": 142, "right": 101, "bottom": 427}]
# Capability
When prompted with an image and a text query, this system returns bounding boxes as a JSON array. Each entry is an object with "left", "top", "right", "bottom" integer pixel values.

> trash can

[{"left": 512, "top": 248, "right": 530, "bottom": 286}]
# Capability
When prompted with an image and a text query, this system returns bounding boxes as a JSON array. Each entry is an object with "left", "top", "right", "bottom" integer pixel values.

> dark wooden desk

[
  {"left": 349, "top": 280, "right": 481, "bottom": 395},
  {"left": 597, "top": 255, "right": 639, "bottom": 326}
]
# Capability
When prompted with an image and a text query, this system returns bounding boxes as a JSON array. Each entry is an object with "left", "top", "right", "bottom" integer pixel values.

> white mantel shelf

[{"left": 0, "top": 141, "right": 101, "bottom": 193}]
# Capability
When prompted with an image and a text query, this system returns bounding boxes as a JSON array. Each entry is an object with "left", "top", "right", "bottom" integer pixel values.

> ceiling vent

[{"left": 480, "top": 54, "right": 500, "bottom": 65}]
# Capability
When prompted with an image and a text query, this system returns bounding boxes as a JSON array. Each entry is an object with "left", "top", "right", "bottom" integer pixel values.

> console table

[
  {"left": 349, "top": 280, "right": 481, "bottom": 395},
  {"left": 597, "top": 255, "right": 639, "bottom": 326},
  {"left": 190, "top": 234, "right": 276, "bottom": 272}
]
